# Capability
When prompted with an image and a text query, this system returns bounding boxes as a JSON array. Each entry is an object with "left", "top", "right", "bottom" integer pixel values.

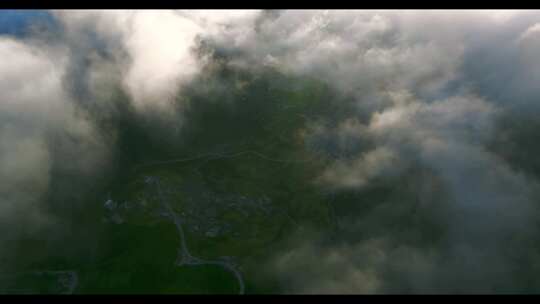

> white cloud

[
  {"left": 53, "top": 10, "right": 262, "bottom": 111},
  {"left": 0, "top": 37, "right": 109, "bottom": 237}
]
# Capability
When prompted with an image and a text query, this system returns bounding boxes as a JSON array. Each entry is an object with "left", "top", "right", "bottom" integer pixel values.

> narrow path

[{"left": 135, "top": 149, "right": 314, "bottom": 171}]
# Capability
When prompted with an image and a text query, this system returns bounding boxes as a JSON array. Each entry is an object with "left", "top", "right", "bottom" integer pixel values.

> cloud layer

[{"left": 2, "top": 10, "right": 540, "bottom": 292}]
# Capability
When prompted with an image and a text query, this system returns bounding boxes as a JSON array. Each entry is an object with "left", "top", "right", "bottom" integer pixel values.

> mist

[{"left": 2, "top": 10, "right": 540, "bottom": 293}]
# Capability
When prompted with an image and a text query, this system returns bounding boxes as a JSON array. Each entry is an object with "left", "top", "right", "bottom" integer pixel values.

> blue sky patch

[{"left": 0, "top": 10, "right": 56, "bottom": 37}]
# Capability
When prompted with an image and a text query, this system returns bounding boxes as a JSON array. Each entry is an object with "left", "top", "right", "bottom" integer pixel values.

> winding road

[
  {"left": 0, "top": 270, "right": 78, "bottom": 294},
  {"left": 149, "top": 176, "right": 245, "bottom": 295},
  {"left": 134, "top": 148, "right": 319, "bottom": 294}
]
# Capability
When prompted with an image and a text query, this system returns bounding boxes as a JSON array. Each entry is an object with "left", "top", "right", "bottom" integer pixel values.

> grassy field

[{"left": 2, "top": 68, "right": 353, "bottom": 294}]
